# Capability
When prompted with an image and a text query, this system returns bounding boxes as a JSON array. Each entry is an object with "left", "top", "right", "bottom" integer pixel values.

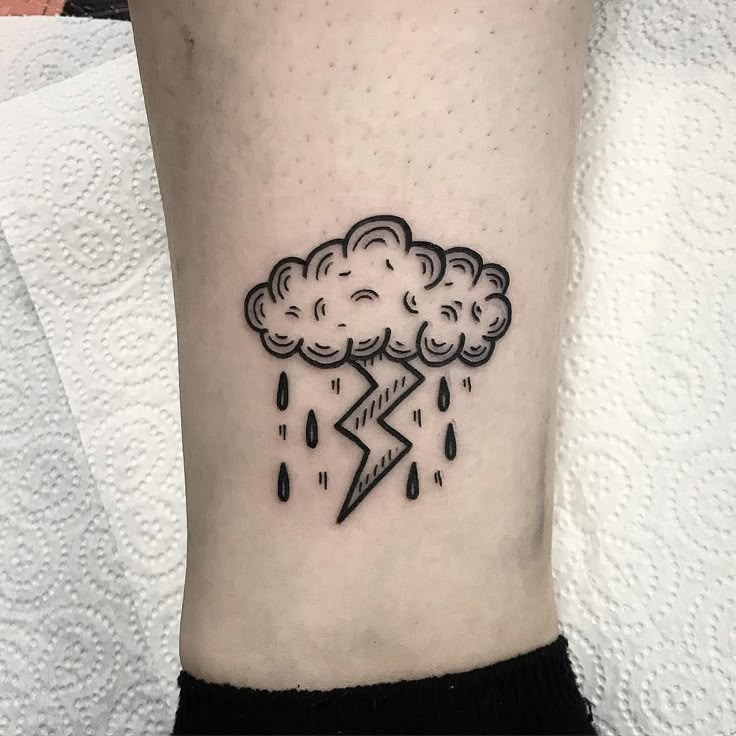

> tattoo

[
  {"left": 244, "top": 215, "right": 511, "bottom": 523},
  {"left": 438, "top": 376, "right": 451, "bottom": 412},
  {"left": 277, "top": 462, "right": 290, "bottom": 502},
  {"left": 444, "top": 423, "right": 457, "bottom": 461},
  {"left": 276, "top": 371, "right": 289, "bottom": 410},
  {"left": 406, "top": 461, "right": 419, "bottom": 500},
  {"left": 305, "top": 409, "right": 319, "bottom": 449},
  {"left": 334, "top": 355, "right": 424, "bottom": 521}
]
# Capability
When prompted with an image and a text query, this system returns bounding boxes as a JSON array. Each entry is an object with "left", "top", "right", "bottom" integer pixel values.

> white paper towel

[
  {"left": 0, "top": 4, "right": 734, "bottom": 735},
  {"left": 0, "top": 18, "right": 170, "bottom": 736},
  {"left": 0, "top": 228, "right": 169, "bottom": 736},
  {"left": 0, "top": 16, "right": 133, "bottom": 103},
  {"left": 0, "top": 47, "right": 186, "bottom": 708},
  {"left": 555, "top": 2, "right": 736, "bottom": 733}
]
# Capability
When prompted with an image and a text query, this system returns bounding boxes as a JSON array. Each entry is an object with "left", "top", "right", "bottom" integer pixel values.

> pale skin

[{"left": 130, "top": 0, "right": 590, "bottom": 691}]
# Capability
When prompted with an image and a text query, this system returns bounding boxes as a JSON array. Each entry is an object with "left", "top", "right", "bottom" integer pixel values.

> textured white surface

[
  {"left": 0, "top": 6, "right": 734, "bottom": 735},
  {"left": 0, "top": 18, "right": 171, "bottom": 736},
  {"left": 0, "top": 231, "right": 169, "bottom": 736},
  {"left": 555, "top": 2, "right": 736, "bottom": 734},
  {"left": 0, "top": 17, "right": 133, "bottom": 103}
]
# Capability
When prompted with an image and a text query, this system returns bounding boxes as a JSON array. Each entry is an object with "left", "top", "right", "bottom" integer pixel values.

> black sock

[{"left": 172, "top": 635, "right": 595, "bottom": 735}]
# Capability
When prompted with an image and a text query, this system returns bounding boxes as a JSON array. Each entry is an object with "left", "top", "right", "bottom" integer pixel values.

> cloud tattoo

[
  {"left": 244, "top": 215, "right": 511, "bottom": 368},
  {"left": 246, "top": 216, "right": 513, "bottom": 523}
]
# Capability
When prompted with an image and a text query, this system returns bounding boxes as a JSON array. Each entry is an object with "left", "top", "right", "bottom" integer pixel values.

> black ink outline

[
  {"left": 244, "top": 215, "right": 511, "bottom": 368},
  {"left": 350, "top": 288, "right": 380, "bottom": 303},
  {"left": 276, "top": 371, "right": 289, "bottom": 410},
  {"left": 277, "top": 462, "right": 290, "bottom": 502},
  {"left": 438, "top": 376, "right": 451, "bottom": 412},
  {"left": 444, "top": 423, "right": 457, "bottom": 461},
  {"left": 406, "top": 461, "right": 419, "bottom": 500},
  {"left": 306, "top": 409, "right": 319, "bottom": 449},
  {"left": 334, "top": 357, "right": 424, "bottom": 523},
  {"left": 245, "top": 216, "right": 512, "bottom": 523}
]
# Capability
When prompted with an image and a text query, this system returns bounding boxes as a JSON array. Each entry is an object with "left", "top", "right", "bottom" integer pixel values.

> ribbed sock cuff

[{"left": 173, "top": 635, "right": 595, "bottom": 735}]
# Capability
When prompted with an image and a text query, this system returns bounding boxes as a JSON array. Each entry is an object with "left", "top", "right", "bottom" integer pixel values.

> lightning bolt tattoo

[{"left": 334, "top": 354, "right": 425, "bottom": 523}]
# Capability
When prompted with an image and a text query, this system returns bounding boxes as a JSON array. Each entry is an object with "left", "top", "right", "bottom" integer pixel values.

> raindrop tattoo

[{"left": 244, "top": 215, "right": 512, "bottom": 523}]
